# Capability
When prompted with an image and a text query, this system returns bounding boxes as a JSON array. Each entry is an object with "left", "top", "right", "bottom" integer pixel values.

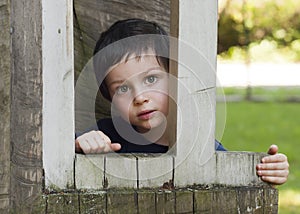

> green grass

[
  {"left": 217, "top": 86, "right": 300, "bottom": 102},
  {"left": 217, "top": 101, "right": 300, "bottom": 213}
]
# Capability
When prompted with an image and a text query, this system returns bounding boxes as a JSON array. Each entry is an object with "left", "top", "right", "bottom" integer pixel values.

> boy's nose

[{"left": 133, "top": 92, "right": 149, "bottom": 105}]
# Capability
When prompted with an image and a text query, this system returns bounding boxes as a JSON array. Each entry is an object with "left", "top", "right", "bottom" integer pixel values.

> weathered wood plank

[
  {"left": 42, "top": 186, "right": 278, "bottom": 213},
  {"left": 10, "top": 191, "right": 46, "bottom": 214},
  {"left": 193, "top": 189, "right": 213, "bottom": 213},
  {"left": 262, "top": 187, "right": 278, "bottom": 214},
  {"left": 105, "top": 154, "right": 137, "bottom": 189},
  {"left": 79, "top": 192, "right": 106, "bottom": 214},
  {"left": 175, "top": 190, "right": 193, "bottom": 213},
  {"left": 75, "top": 154, "right": 105, "bottom": 189},
  {"left": 215, "top": 152, "right": 267, "bottom": 185},
  {"left": 156, "top": 190, "right": 176, "bottom": 213},
  {"left": 137, "top": 191, "right": 156, "bottom": 213},
  {"left": 0, "top": 0, "right": 11, "bottom": 211},
  {"left": 236, "top": 187, "right": 264, "bottom": 213},
  {"left": 106, "top": 191, "right": 137, "bottom": 214},
  {"left": 10, "top": 0, "right": 43, "bottom": 212},
  {"left": 0, "top": 196, "right": 9, "bottom": 214},
  {"left": 46, "top": 193, "right": 79, "bottom": 214},
  {"left": 212, "top": 189, "right": 238, "bottom": 214},
  {"left": 174, "top": 90, "right": 216, "bottom": 186},
  {"left": 173, "top": 0, "right": 218, "bottom": 187},
  {"left": 137, "top": 154, "right": 173, "bottom": 188},
  {"left": 42, "top": 0, "right": 75, "bottom": 189}
]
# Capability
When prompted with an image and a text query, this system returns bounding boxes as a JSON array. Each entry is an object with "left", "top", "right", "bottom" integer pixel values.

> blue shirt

[{"left": 215, "top": 140, "right": 227, "bottom": 151}]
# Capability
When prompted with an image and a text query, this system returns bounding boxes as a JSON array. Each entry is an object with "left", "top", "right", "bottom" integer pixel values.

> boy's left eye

[
  {"left": 145, "top": 75, "right": 157, "bottom": 84},
  {"left": 116, "top": 85, "right": 129, "bottom": 94}
]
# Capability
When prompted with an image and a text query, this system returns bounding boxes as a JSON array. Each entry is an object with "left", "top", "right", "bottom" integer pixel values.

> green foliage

[
  {"left": 218, "top": 0, "right": 300, "bottom": 62},
  {"left": 217, "top": 99, "right": 300, "bottom": 213}
]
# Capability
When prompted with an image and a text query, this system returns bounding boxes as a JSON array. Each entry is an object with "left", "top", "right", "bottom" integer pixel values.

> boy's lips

[{"left": 137, "top": 110, "right": 156, "bottom": 120}]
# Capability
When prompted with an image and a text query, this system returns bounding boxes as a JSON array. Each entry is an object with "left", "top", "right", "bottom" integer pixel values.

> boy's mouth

[{"left": 137, "top": 110, "right": 156, "bottom": 120}]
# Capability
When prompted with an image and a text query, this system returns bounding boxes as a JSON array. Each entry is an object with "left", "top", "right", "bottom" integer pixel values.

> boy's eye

[
  {"left": 116, "top": 85, "right": 129, "bottom": 94},
  {"left": 145, "top": 75, "right": 157, "bottom": 84}
]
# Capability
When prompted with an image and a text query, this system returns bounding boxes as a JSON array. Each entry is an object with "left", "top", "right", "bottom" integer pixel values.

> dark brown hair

[{"left": 93, "top": 18, "right": 169, "bottom": 101}]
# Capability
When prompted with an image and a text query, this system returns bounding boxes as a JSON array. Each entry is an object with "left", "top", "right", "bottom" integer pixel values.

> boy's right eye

[{"left": 116, "top": 85, "right": 129, "bottom": 94}]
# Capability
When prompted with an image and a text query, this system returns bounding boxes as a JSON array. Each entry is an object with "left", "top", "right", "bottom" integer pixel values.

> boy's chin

[{"left": 136, "top": 120, "right": 167, "bottom": 133}]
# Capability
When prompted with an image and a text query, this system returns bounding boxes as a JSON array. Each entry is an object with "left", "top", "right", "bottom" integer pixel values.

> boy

[{"left": 75, "top": 19, "right": 288, "bottom": 185}]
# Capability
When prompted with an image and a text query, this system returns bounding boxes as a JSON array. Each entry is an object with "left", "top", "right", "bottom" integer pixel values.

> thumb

[
  {"left": 110, "top": 143, "right": 121, "bottom": 152},
  {"left": 267, "top": 144, "right": 278, "bottom": 155}
]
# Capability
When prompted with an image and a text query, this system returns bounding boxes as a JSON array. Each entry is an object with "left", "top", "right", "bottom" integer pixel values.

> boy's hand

[
  {"left": 75, "top": 131, "right": 121, "bottom": 154},
  {"left": 256, "top": 145, "right": 289, "bottom": 185}
]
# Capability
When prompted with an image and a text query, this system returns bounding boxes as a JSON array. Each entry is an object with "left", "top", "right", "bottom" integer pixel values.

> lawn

[{"left": 217, "top": 100, "right": 300, "bottom": 213}]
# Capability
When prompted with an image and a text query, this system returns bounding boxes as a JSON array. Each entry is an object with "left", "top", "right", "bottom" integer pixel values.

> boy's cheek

[{"left": 112, "top": 100, "right": 131, "bottom": 117}]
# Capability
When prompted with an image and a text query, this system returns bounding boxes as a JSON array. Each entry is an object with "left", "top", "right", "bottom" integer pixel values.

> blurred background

[{"left": 216, "top": 0, "right": 300, "bottom": 213}]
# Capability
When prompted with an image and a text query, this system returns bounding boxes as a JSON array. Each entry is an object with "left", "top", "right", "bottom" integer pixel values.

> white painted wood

[
  {"left": 42, "top": 0, "right": 75, "bottom": 189},
  {"left": 172, "top": 0, "right": 218, "bottom": 187},
  {"left": 177, "top": 40, "right": 216, "bottom": 92},
  {"left": 215, "top": 152, "right": 266, "bottom": 185},
  {"left": 75, "top": 155, "right": 105, "bottom": 189},
  {"left": 178, "top": 0, "right": 218, "bottom": 91},
  {"left": 174, "top": 89, "right": 216, "bottom": 186},
  {"left": 138, "top": 154, "right": 173, "bottom": 188},
  {"left": 105, "top": 154, "right": 137, "bottom": 188}
]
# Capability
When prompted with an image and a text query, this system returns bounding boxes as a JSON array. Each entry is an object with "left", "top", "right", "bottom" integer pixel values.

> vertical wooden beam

[
  {"left": 10, "top": 0, "right": 44, "bottom": 212},
  {"left": 10, "top": 0, "right": 74, "bottom": 211},
  {"left": 42, "top": 0, "right": 74, "bottom": 189},
  {"left": 0, "top": 0, "right": 11, "bottom": 212},
  {"left": 174, "top": 0, "right": 218, "bottom": 186},
  {"left": 168, "top": 0, "right": 179, "bottom": 150}
]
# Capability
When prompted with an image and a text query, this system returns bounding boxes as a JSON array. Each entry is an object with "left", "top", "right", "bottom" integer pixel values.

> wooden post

[
  {"left": 8, "top": 0, "right": 74, "bottom": 212},
  {"left": 0, "top": 0, "right": 11, "bottom": 212},
  {"left": 42, "top": 0, "right": 74, "bottom": 189},
  {"left": 9, "top": 0, "right": 44, "bottom": 212}
]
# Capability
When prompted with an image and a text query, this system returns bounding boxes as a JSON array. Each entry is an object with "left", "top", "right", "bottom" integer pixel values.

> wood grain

[
  {"left": 10, "top": 0, "right": 43, "bottom": 212},
  {"left": 0, "top": 0, "right": 11, "bottom": 212}
]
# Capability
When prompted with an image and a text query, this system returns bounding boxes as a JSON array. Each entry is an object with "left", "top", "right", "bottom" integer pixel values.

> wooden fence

[{"left": 0, "top": 0, "right": 278, "bottom": 213}]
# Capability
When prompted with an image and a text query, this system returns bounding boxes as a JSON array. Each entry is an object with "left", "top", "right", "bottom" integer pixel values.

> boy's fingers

[
  {"left": 96, "top": 131, "right": 111, "bottom": 143},
  {"left": 257, "top": 162, "right": 289, "bottom": 170},
  {"left": 76, "top": 131, "right": 121, "bottom": 153},
  {"left": 110, "top": 143, "right": 121, "bottom": 151},
  {"left": 85, "top": 132, "right": 105, "bottom": 153},
  {"left": 257, "top": 169, "right": 289, "bottom": 177},
  {"left": 79, "top": 140, "right": 92, "bottom": 154},
  {"left": 95, "top": 131, "right": 121, "bottom": 152},
  {"left": 262, "top": 153, "right": 288, "bottom": 163},
  {"left": 260, "top": 176, "right": 288, "bottom": 185},
  {"left": 267, "top": 144, "right": 278, "bottom": 155},
  {"left": 75, "top": 139, "right": 83, "bottom": 153}
]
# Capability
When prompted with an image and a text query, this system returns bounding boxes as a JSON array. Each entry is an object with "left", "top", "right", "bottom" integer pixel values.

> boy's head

[{"left": 93, "top": 18, "right": 169, "bottom": 101}]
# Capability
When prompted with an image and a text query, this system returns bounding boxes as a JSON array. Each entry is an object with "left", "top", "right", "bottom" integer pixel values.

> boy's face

[{"left": 105, "top": 54, "right": 169, "bottom": 133}]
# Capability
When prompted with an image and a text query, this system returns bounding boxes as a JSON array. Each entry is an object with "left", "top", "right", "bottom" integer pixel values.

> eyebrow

[{"left": 108, "top": 80, "right": 125, "bottom": 88}]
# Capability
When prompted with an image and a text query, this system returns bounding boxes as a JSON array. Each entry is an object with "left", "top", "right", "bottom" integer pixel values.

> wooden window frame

[{"left": 40, "top": 0, "right": 265, "bottom": 190}]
